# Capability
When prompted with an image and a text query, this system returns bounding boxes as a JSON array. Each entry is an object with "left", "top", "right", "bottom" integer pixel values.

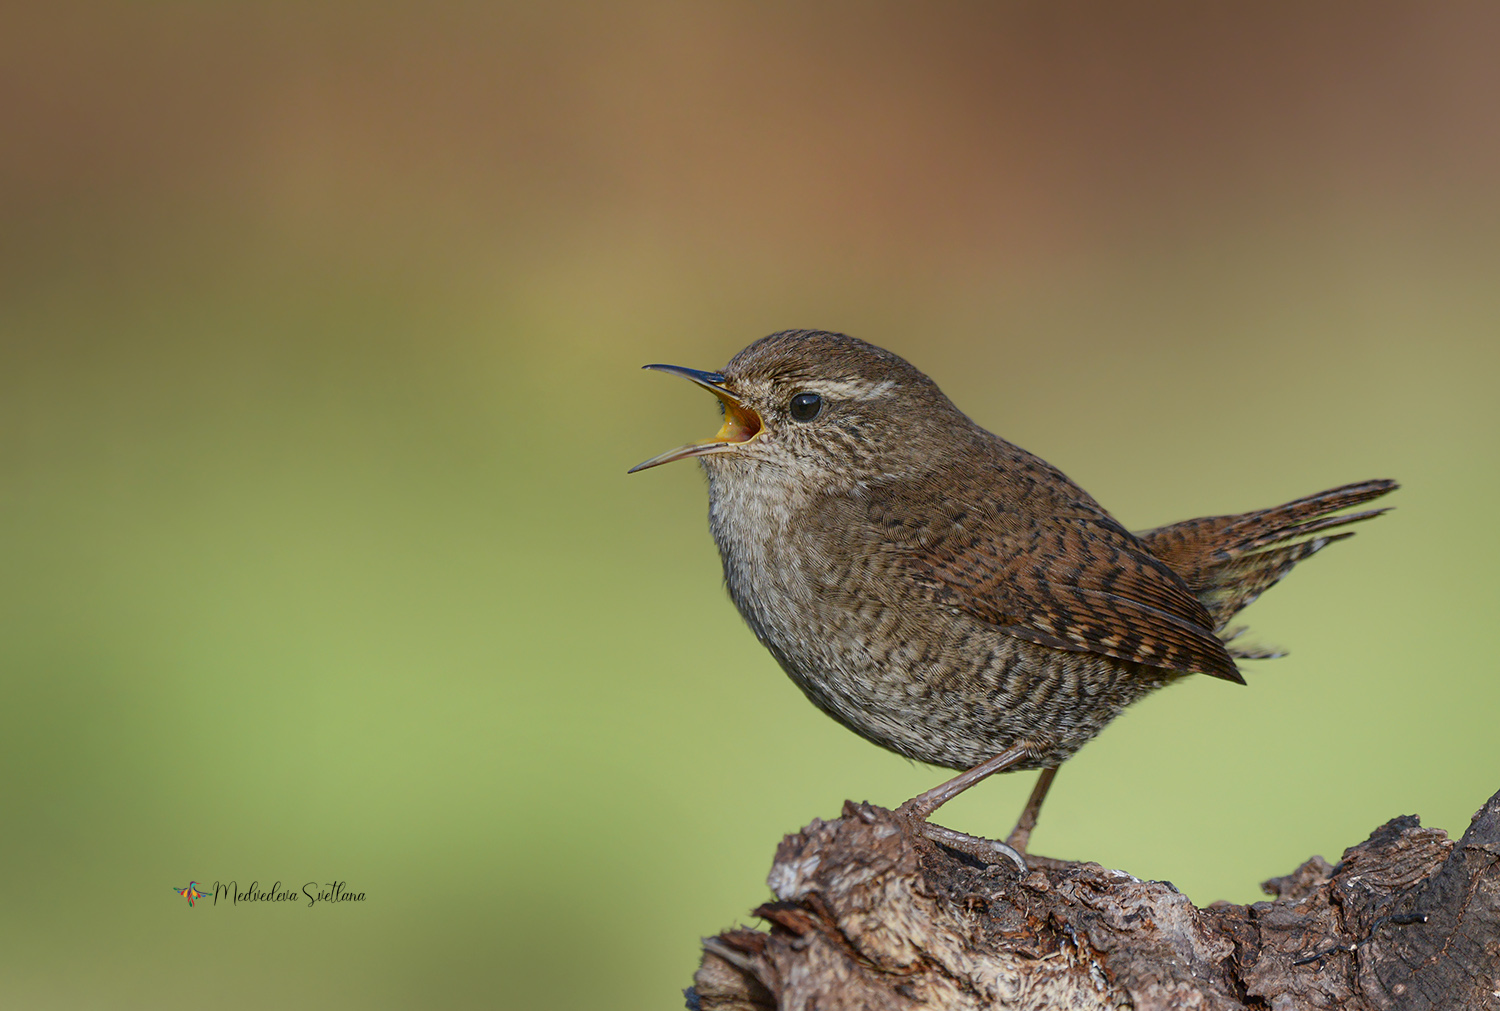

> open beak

[{"left": 628, "top": 364, "right": 763, "bottom": 473}]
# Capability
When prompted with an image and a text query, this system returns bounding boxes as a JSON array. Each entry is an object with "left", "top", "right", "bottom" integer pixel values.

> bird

[
  {"left": 630, "top": 329, "right": 1395, "bottom": 865},
  {"left": 174, "top": 881, "right": 209, "bottom": 907}
]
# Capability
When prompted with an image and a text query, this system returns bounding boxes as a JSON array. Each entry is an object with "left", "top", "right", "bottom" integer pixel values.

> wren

[{"left": 631, "top": 330, "right": 1394, "bottom": 864}]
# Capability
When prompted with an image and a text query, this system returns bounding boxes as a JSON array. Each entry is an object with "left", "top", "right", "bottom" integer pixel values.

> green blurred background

[{"left": 2, "top": 3, "right": 1497, "bottom": 1008}]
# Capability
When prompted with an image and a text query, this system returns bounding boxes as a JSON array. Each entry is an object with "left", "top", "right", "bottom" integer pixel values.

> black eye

[{"left": 788, "top": 392, "right": 822, "bottom": 422}]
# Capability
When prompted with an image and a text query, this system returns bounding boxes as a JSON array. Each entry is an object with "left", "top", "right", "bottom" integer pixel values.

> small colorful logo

[{"left": 174, "top": 881, "right": 209, "bottom": 907}]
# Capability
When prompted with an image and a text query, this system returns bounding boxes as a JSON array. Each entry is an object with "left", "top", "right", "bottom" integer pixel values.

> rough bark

[{"left": 689, "top": 789, "right": 1500, "bottom": 1010}]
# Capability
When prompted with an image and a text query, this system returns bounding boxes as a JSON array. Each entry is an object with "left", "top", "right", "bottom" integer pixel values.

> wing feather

[{"left": 857, "top": 442, "right": 1243, "bottom": 682}]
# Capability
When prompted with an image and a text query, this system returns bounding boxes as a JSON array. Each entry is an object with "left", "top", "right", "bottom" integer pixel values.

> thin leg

[
  {"left": 894, "top": 744, "right": 1035, "bottom": 873},
  {"left": 1004, "top": 766, "right": 1058, "bottom": 853},
  {"left": 895, "top": 744, "right": 1032, "bottom": 821}
]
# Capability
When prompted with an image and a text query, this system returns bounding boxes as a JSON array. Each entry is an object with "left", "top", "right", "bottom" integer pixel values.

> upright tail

[{"left": 1135, "top": 479, "right": 1398, "bottom": 656}]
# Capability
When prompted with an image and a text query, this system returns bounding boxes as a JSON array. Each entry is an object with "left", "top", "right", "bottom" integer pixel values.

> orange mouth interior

[
  {"left": 711, "top": 395, "right": 762, "bottom": 444},
  {"left": 627, "top": 375, "right": 765, "bottom": 474}
]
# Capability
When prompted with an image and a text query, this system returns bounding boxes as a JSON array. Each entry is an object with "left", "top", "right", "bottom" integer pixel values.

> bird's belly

[
  {"left": 740, "top": 583, "right": 1174, "bottom": 771},
  {"left": 706, "top": 476, "right": 1175, "bottom": 771}
]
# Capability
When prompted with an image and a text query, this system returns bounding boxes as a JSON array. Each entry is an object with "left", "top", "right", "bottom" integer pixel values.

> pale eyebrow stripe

[{"left": 812, "top": 379, "right": 898, "bottom": 399}]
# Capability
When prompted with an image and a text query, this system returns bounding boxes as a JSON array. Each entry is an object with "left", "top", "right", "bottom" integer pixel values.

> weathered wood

[{"left": 689, "top": 789, "right": 1500, "bottom": 1010}]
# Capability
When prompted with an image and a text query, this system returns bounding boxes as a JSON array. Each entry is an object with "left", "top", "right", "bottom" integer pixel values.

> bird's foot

[
  {"left": 892, "top": 745, "right": 1043, "bottom": 873},
  {"left": 903, "top": 818, "right": 1028, "bottom": 873}
]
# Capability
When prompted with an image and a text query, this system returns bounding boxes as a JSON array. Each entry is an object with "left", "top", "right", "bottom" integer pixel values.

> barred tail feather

[{"left": 1135, "top": 479, "right": 1397, "bottom": 647}]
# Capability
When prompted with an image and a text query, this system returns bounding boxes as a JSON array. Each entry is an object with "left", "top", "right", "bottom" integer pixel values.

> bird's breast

[
  {"left": 704, "top": 467, "right": 817, "bottom": 647},
  {"left": 703, "top": 468, "right": 911, "bottom": 713}
]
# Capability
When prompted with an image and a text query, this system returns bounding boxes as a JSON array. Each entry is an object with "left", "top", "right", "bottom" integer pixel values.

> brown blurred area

[{"left": 5, "top": 2, "right": 1497, "bottom": 283}]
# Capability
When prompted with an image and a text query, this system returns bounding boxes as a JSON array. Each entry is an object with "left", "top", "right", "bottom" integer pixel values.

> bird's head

[{"left": 629, "top": 330, "right": 971, "bottom": 491}]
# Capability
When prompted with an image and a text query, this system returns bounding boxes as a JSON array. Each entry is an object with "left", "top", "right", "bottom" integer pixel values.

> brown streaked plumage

[{"left": 631, "top": 330, "right": 1395, "bottom": 861}]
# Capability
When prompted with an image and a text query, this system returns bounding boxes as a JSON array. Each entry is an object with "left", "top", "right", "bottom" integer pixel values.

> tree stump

[{"left": 690, "top": 789, "right": 1500, "bottom": 1010}]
